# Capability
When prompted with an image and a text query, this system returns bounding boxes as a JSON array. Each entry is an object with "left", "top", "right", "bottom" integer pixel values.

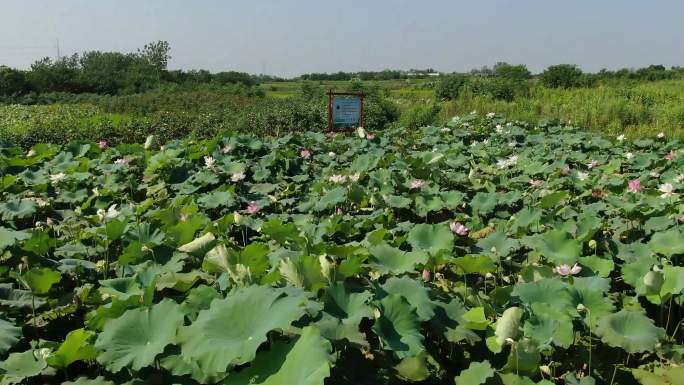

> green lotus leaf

[
  {"left": 0, "top": 283, "right": 45, "bottom": 308},
  {"left": 578, "top": 255, "right": 614, "bottom": 277},
  {"left": 322, "top": 283, "right": 373, "bottom": 324},
  {"left": 512, "top": 278, "right": 574, "bottom": 314},
  {"left": 0, "top": 227, "right": 30, "bottom": 250},
  {"left": 570, "top": 277, "right": 615, "bottom": 328},
  {"left": 540, "top": 191, "right": 569, "bottom": 209},
  {"left": 574, "top": 213, "right": 601, "bottom": 242},
  {"left": 98, "top": 277, "right": 144, "bottom": 301},
  {"left": 660, "top": 265, "right": 684, "bottom": 298},
  {"left": 462, "top": 306, "right": 490, "bottom": 331},
  {"left": 0, "top": 349, "right": 47, "bottom": 384},
  {"left": 524, "top": 302, "right": 574, "bottom": 348},
  {"left": 224, "top": 326, "right": 332, "bottom": 385},
  {"left": 523, "top": 230, "right": 581, "bottom": 265},
  {"left": 649, "top": 229, "right": 684, "bottom": 257},
  {"left": 372, "top": 294, "right": 425, "bottom": 359},
  {"left": 504, "top": 339, "right": 540, "bottom": 376},
  {"left": 453, "top": 255, "right": 497, "bottom": 274},
  {"left": 197, "top": 190, "right": 236, "bottom": 209},
  {"left": 47, "top": 328, "right": 96, "bottom": 368},
  {"left": 177, "top": 232, "right": 217, "bottom": 257},
  {"left": 595, "top": 310, "right": 665, "bottom": 353},
  {"left": 615, "top": 241, "right": 651, "bottom": 263},
  {"left": 178, "top": 285, "right": 308, "bottom": 380},
  {"left": 470, "top": 192, "right": 498, "bottom": 217},
  {"left": 94, "top": 299, "right": 184, "bottom": 372},
  {"left": 181, "top": 285, "right": 222, "bottom": 320},
  {"left": 21, "top": 267, "right": 61, "bottom": 295},
  {"left": 407, "top": 223, "right": 453, "bottom": 255},
  {"left": 63, "top": 376, "right": 115, "bottom": 385},
  {"left": 368, "top": 243, "right": 427, "bottom": 275},
  {"left": 476, "top": 231, "right": 519, "bottom": 261},
  {"left": 0, "top": 199, "right": 37, "bottom": 220},
  {"left": 632, "top": 363, "right": 684, "bottom": 385},
  {"left": 278, "top": 255, "right": 328, "bottom": 292},
  {"left": 381, "top": 276, "right": 435, "bottom": 321},
  {"left": 454, "top": 360, "right": 495, "bottom": 385},
  {"left": 395, "top": 351, "right": 431, "bottom": 382},
  {"left": 0, "top": 318, "right": 21, "bottom": 355}
]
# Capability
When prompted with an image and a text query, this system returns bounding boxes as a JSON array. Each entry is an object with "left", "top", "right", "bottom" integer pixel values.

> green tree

[
  {"left": 0, "top": 66, "right": 29, "bottom": 96},
  {"left": 493, "top": 62, "right": 531, "bottom": 80},
  {"left": 435, "top": 75, "right": 468, "bottom": 100},
  {"left": 541, "top": 64, "right": 583, "bottom": 88}
]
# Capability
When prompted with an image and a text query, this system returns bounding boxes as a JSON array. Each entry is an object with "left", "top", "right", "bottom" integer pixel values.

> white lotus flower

[
  {"left": 97, "top": 204, "right": 120, "bottom": 221},
  {"left": 328, "top": 151, "right": 336, "bottom": 157},
  {"left": 586, "top": 160, "right": 598, "bottom": 169},
  {"left": 26, "top": 149, "right": 36, "bottom": 157},
  {"left": 495, "top": 124, "right": 504, "bottom": 134},
  {"left": 576, "top": 171, "right": 589, "bottom": 181},
  {"left": 624, "top": 152, "right": 634, "bottom": 160},
  {"left": 114, "top": 158, "right": 129, "bottom": 166},
  {"left": 617, "top": 134, "right": 626, "bottom": 142},
  {"left": 486, "top": 112, "right": 495, "bottom": 118},
  {"left": 231, "top": 171, "right": 245, "bottom": 182},
  {"left": 496, "top": 155, "right": 518, "bottom": 169},
  {"left": 328, "top": 174, "right": 347, "bottom": 184},
  {"left": 204, "top": 156, "right": 216, "bottom": 170},
  {"left": 49, "top": 173, "right": 66, "bottom": 183},
  {"left": 659, "top": 183, "right": 675, "bottom": 198},
  {"left": 222, "top": 145, "right": 234, "bottom": 154},
  {"left": 657, "top": 132, "right": 665, "bottom": 139},
  {"left": 349, "top": 173, "right": 360, "bottom": 182}
]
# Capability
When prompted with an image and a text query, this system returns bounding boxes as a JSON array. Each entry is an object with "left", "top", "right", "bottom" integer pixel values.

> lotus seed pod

[{"left": 588, "top": 239, "right": 597, "bottom": 249}]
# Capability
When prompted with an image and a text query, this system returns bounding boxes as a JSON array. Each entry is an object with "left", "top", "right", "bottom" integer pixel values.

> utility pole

[{"left": 56, "top": 38, "right": 61, "bottom": 61}]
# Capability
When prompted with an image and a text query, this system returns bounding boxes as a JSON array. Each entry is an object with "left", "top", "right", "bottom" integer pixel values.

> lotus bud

[
  {"left": 234, "top": 212, "right": 242, "bottom": 224},
  {"left": 576, "top": 303, "right": 587, "bottom": 313},
  {"left": 373, "top": 308, "right": 381, "bottom": 319},
  {"left": 422, "top": 269, "right": 431, "bottom": 282}
]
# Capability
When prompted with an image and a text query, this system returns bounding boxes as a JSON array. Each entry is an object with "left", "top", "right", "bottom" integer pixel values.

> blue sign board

[{"left": 332, "top": 96, "right": 362, "bottom": 128}]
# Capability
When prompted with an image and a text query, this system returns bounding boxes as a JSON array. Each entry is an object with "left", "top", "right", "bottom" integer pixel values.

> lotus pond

[{"left": 0, "top": 114, "right": 683, "bottom": 385}]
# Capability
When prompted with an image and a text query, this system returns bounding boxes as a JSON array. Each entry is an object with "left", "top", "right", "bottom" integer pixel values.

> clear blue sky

[{"left": 1, "top": 0, "right": 683, "bottom": 77}]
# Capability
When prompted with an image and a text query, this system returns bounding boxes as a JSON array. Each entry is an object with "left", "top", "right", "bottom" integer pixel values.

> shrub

[
  {"left": 435, "top": 75, "right": 469, "bottom": 100},
  {"left": 541, "top": 64, "right": 584, "bottom": 89}
]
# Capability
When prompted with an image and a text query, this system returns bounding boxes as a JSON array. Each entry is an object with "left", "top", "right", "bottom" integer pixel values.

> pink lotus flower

[
  {"left": 422, "top": 269, "right": 431, "bottom": 281},
  {"left": 246, "top": 201, "right": 259, "bottom": 215},
  {"left": 336, "top": 208, "right": 344, "bottom": 215},
  {"left": 367, "top": 133, "right": 376, "bottom": 140},
  {"left": 554, "top": 263, "right": 582, "bottom": 276},
  {"left": 627, "top": 179, "right": 642, "bottom": 193},
  {"left": 46, "top": 217, "right": 54, "bottom": 227},
  {"left": 114, "top": 158, "right": 129, "bottom": 166},
  {"left": 409, "top": 179, "right": 426, "bottom": 189},
  {"left": 529, "top": 179, "right": 543, "bottom": 187},
  {"left": 450, "top": 222, "right": 469, "bottom": 236},
  {"left": 666, "top": 151, "right": 675, "bottom": 161},
  {"left": 300, "top": 149, "right": 312, "bottom": 159},
  {"left": 677, "top": 214, "right": 684, "bottom": 223},
  {"left": 99, "top": 140, "right": 108, "bottom": 149}
]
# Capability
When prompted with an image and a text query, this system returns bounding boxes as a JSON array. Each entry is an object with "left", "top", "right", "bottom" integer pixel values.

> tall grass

[{"left": 437, "top": 79, "right": 684, "bottom": 138}]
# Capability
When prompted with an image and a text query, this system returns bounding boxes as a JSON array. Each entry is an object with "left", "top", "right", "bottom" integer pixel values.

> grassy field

[
  {"left": 1, "top": 77, "right": 683, "bottom": 148},
  {"left": 258, "top": 77, "right": 684, "bottom": 138}
]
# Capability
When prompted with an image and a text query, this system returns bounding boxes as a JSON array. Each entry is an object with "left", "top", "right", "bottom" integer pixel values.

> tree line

[{"left": 0, "top": 41, "right": 266, "bottom": 97}]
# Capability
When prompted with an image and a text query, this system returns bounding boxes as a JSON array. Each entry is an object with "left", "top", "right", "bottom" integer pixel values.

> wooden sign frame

[{"left": 327, "top": 90, "right": 365, "bottom": 131}]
